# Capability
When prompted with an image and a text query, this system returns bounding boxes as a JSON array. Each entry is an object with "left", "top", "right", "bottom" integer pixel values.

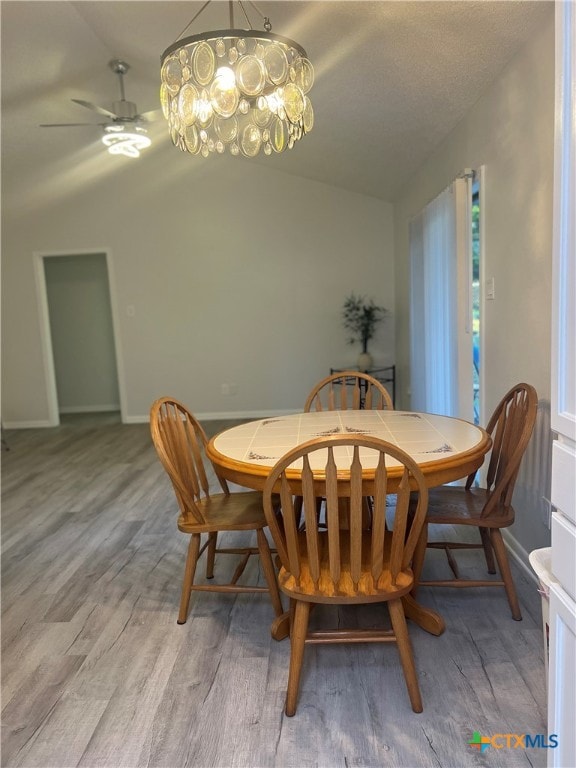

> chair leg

[
  {"left": 411, "top": 523, "right": 428, "bottom": 597},
  {"left": 479, "top": 527, "right": 497, "bottom": 574},
  {"left": 206, "top": 532, "right": 217, "bottom": 579},
  {"left": 388, "top": 598, "right": 423, "bottom": 713},
  {"left": 490, "top": 529, "right": 522, "bottom": 621},
  {"left": 289, "top": 597, "right": 297, "bottom": 627},
  {"left": 256, "top": 528, "right": 284, "bottom": 617},
  {"left": 178, "top": 533, "right": 201, "bottom": 625},
  {"left": 285, "top": 600, "right": 310, "bottom": 717}
]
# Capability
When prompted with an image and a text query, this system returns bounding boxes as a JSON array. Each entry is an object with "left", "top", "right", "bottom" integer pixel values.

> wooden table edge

[{"left": 206, "top": 428, "right": 492, "bottom": 492}]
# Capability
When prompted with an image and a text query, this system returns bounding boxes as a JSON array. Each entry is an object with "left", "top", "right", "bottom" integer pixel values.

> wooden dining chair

[
  {"left": 150, "top": 397, "right": 283, "bottom": 624},
  {"left": 304, "top": 371, "right": 393, "bottom": 412},
  {"left": 303, "top": 372, "right": 393, "bottom": 530},
  {"left": 262, "top": 434, "right": 429, "bottom": 716},
  {"left": 411, "top": 383, "right": 538, "bottom": 620}
]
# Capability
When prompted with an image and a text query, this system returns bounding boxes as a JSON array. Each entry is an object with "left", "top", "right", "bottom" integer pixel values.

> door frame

[
  {"left": 33, "top": 248, "right": 127, "bottom": 426},
  {"left": 476, "top": 164, "right": 487, "bottom": 430}
]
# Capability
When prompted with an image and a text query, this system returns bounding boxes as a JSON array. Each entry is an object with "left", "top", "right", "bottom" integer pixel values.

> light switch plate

[{"left": 485, "top": 277, "right": 495, "bottom": 300}]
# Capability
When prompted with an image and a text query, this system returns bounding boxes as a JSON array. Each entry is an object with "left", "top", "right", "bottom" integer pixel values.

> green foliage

[
  {"left": 472, "top": 201, "right": 480, "bottom": 281},
  {"left": 342, "top": 293, "right": 387, "bottom": 353}
]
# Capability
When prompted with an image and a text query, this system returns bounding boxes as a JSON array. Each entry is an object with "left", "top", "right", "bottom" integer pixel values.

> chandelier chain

[
  {"left": 173, "top": 0, "right": 271, "bottom": 43},
  {"left": 247, "top": 1, "right": 270, "bottom": 26},
  {"left": 173, "top": 0, "right": 212, "bottom": 43},
  {"left": 237, "top": 1, "right": 253, "bottom": 30}
]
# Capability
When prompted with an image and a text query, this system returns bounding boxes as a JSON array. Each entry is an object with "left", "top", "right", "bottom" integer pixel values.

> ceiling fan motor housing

[{"left": 111, "top": 100, "right": 138, "bottom": 120}]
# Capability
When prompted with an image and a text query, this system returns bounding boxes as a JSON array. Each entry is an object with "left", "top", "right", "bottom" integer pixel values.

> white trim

[
  {"left": 551, "top": 0, "right": 576, "bottom": 440},
  {"left": 2, "top": 420, "right": 55, "bottom": 429},
  {"left": 123, "top": 408, "right": 302, "bottom": 425},
  {"left": 103, "top": 250, "right": 128, "bottom": 424},
  {"left": 33, "top": 248, "right": 128, "bottom": 425},
  {"left": 59, "top": 405, "right": 120, "bottom": 414},
  {"left": 501, "top": 528, "right": 539, "bottom": 586},
  {"left": 33, "top": 254, "right": 59, "bottom": 426},
  {"left": 548, "top": 583, "right": 576, "bottom": 768},
  {"left": 548, "top": 4, "right": 576, "bottom": 758},
  {"left": 476, "top": 165, "right": 488, "bottom": 488},
  {"left": 477, "top": 165, "right": 487, "bottom": 431},
  {"left": 454, "top": 175, "right": 474, "bottom": 421},
  {"left": 5, "top": 408, "right": 302, "bottom": 429}
]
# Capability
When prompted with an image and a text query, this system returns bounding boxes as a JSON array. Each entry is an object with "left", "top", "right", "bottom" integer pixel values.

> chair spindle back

[
  {"left": 264, "top": 435, "right": 428, "bottom": 597},
  {"left": 150, "top": 398, "right": 227, "bottom": 525},
  {"left": 304, "top": 372, "right": 393, "bottom": 412},
  {"left": 474, "top": 383, "right": 538, "bottom": 517}
]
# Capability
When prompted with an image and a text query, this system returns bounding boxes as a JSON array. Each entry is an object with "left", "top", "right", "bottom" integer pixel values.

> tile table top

[{"left": 210, "top": 410, "right": 489, "bottom": 474}]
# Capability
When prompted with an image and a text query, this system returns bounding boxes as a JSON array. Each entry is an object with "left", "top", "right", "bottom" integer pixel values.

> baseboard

[
  {"left": 123, "top": 408, "right": 301, "bottom": 424},
  {"left": 59, "top": 405, "right": 120, "bottom": 414},
  {"left": 4, "top": 408, "right": 301, "bottom": 428},
  {"left": 2, "top": 419, "right": 56, "bottom": 429},
  {"left": 502, "top": 529, "right": 539, "bottom": 586}
]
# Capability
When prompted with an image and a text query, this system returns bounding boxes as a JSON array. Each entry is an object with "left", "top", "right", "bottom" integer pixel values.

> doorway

[
  {"left": 34, "top": 250, "right": 125, "bottom": 425},
  {"left": 409, "top": 167, "right": 484, "bottom": 424},
  {"left": 472, "top": 166, "right": 485, "bottom": 428},
  {"left": 472, "top": 176, "right": 481, "bottom": 424}
]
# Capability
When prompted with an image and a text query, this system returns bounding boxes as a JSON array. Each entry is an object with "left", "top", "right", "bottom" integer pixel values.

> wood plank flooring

[{"left": 1, "top": 413, "right": 548, "bottom": 767}]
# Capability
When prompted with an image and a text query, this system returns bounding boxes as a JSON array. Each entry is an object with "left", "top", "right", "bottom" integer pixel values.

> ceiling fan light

[{"left": 102, "top": 126, "right": 152, "bottom": 158}]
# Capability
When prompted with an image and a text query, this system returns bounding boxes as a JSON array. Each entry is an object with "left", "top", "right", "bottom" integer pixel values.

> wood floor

[{"left": 1, "top": 413, "right": 547, "bottom": 768}]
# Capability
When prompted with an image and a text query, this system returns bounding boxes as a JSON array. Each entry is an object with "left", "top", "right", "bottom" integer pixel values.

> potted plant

[{"left": 342, "top": 293, "right": 387, "bottom": 369}]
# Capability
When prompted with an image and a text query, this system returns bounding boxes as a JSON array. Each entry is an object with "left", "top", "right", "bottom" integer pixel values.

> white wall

[
  {"left": 1, "top": 155, "right": 394, "bottom": 425},
  {"left": 393, "top": 15, "right": 555, "bottom": 558}
]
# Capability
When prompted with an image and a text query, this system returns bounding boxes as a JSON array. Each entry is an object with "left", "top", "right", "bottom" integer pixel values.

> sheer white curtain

[{"left": 410, "top": 177, "right": 473, "bottom": 418}]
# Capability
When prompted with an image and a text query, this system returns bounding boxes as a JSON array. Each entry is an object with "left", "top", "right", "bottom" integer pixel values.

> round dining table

[{"left": 206, "top": 409, "right": 491, "bottom": 638}]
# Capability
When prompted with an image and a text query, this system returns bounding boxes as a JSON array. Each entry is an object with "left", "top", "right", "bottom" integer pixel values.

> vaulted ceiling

[{"left": 1, "top": 1, "right": 553, "bottom": 203}]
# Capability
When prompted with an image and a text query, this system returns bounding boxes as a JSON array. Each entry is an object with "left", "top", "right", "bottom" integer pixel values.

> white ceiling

[{"left": 1, "top": 0, "right": 553, "bottom": 202}]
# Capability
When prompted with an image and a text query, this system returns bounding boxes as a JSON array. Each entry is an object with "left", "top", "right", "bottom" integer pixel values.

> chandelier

[{"left": 160, "top": 1, "right": 314, "bottom": 158}]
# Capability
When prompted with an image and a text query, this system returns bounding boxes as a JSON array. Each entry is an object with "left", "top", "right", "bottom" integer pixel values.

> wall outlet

[{"left": 220, "top": 383, "right": 238, "bottom": 396}]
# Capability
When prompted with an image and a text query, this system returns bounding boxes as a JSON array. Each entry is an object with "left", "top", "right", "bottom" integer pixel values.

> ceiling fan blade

[
  {"left": 72, "top": 99, "right": 118, "bottom": 119},
  {"left": 39, "top": 122, "right": 101, "bottom": 127},
  {"left": 138, "top": 109, "right": 164, "bottom": 122}
]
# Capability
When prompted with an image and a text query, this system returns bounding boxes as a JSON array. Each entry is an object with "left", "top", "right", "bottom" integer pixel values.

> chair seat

[
  {"left": 178, "top": 491, "right": 268, "bottom": 533},
  {"left": 278, "top": 530, "right": 414, "bottom": 603},
  {"left": 425, "top": 485, "right": 514, "bottom": 528}
]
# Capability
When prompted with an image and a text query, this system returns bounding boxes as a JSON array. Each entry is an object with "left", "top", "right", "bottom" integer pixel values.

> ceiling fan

[{"left": 40, "top": 59, "right": 162, "bottom": 157}]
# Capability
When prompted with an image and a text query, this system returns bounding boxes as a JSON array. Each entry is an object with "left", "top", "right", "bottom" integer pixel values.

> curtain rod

[{"left": 408, "top": 168, "right": 477, "bottom": 223}]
